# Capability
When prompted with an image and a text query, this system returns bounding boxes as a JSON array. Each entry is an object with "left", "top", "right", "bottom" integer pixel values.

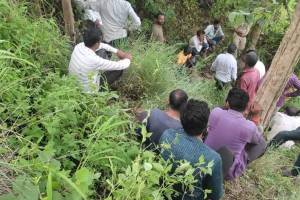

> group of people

[
  {"left": 139, "top": 87, "right": 265, "bottom": 199},
  {"left": 67, "top": 1, "right": 300, "bottom": 199},
  {"left": 177, "top": 20, "right": 225, "bottom": 68}
]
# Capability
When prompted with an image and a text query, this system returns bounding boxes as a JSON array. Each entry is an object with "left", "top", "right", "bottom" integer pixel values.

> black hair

[
  {"left": 227, "top": 43, "right": 237, "bottom": 54},
  {"left": 245, "top": 51, "right": 258, "bottom": 68},
  {"left": 226, "top": 88, "right": 249, "bottom": 112},
  {"left": 169, "top": 89, "right": 188, "bottom": 111},
  {"left": 180, "top": 99, "right": 210, "bottom": 136},
  {"left": 83, "top": 27, "right": 102, "bottom": 48},
  {"left": 196, "top": 30, "right": 205, "bottom": 37},
  {"left": 155, "top": 12, "right": 165, "bottom": 19},
  {"left": 183, "top": 46, "right": 192, "bottom": 55},
  {"left": 213, "top": 19, "right": 220, "bottom": 25}
]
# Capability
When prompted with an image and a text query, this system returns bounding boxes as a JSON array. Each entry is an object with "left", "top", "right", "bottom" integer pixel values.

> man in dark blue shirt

[{"left": 160, "top": 99, "right": 223, "bottom": 200}]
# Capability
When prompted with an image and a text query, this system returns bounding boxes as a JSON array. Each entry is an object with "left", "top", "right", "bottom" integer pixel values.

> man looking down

[{"left": 68, "top": 28, "right": 132, "bottom": 93}]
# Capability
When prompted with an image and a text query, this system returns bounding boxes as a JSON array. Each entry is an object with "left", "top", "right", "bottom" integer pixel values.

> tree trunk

[
  {"left": 62, "top": 0, "right": 76, "bottom": 43},
  {"left": 248, "top": 22, "right": 262, "bottom": 50},
  {"left": 255, "top": 2, "right": 300, "bottom": 127}
]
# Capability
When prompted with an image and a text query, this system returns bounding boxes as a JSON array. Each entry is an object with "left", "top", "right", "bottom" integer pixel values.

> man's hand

[{"left": 117, "top": 50, "right": 132, "bottom": 60}]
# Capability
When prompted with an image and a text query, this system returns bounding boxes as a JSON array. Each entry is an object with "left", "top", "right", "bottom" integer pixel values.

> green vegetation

[{"left": 1, "top": 0, "right": 300, "bottom": 200}]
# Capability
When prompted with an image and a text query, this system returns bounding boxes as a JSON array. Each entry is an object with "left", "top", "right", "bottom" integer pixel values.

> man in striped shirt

[{"left": 68, "top": 28, "right": 132, "bottom": 93}]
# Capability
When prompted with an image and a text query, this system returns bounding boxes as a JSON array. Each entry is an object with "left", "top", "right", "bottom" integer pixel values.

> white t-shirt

[
  {"left": 189, "top": 35, "right": 208, "bottom": 52},
  {"left": 68, "top": 42, "right": 130, "bottom": 93},
  {"left": 254, "top": 60, "right": 266, "bottom": 79},
  {"left": 96, "top": 0, "right": 141, "bottom": 42},
  {"left": 211, "top": 53, "right": 237, "bottom": 83}
]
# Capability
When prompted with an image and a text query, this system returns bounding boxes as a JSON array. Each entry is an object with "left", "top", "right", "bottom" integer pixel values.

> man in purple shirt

[
  {"left": 276, "top": 73, "right": 300, "bottom": 108},
  {"left": 205, "top": 88, "right": 266, "bottom": 180}
]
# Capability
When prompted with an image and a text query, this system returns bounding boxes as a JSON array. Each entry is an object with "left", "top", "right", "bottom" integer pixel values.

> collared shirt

[
  {"left": 151, "top": 24, "right": 165, "bottom": 43},
  {"left": 238, "top": 68, "right": 260, "bottom": 105},
  {"left": 68, "top": 42, "right": 130, "bottom": 93},
  {"left": 91, "top": 0, "right": 141, "bottom": 43},
  {"left": 277, "top": 74, "right": 300, "bottom": 107},
  {"left": 205, "top": 25, "right": 224, "bottom": 40},
  {"left": 254, "top": 60, "right": 266, "bottom": 80},
  {"left": 177, "top": 51, "right": 192, "bottom": 65},
  {"left": 205, "top": 108, "right": 264, "bottom": 180},
  {"left": 211, "top": 53, "right": 237, "bottom": 83},
  {"left": 189, "top": 35, "right": 208, "bottom": 52},
  {"left": 160, "top": 128, "right": 223, "bottom": 200}
]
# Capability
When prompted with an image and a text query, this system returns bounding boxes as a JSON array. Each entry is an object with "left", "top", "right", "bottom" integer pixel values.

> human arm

[
  {"left": 98, "top": 43, "right": 132, "bottom": 60},
  {"left": 127, "top": 3, "right": 141, "bottom": 30},
  {"left": 95, "top": 56, "right": 131, "bottom": 71},
  {"left": 286, "top": 75, "right": 300, "bottom": 97}
]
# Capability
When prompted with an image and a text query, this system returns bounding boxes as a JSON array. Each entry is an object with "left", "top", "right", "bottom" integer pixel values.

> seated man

[
  {"left": 160, "top": 99, "right": 223, "bottom": 200},
  {"left": 211, "top": 44, "right": 237, "bottom": 90},
  {"left": 189, "top": 30, "right": 209, "bottom": 56},
  {"left": 237, "top": 51, "right": 260, "bottom": 107},
  {"left": 68, "top": 28, "right": 132, "bottom": 93},
  {"left": 177, "top": 46, "right": 195, "bottom": 68},
  {"left": 205, "top": 88, "right": 266, "bottom": 180},
  {"left": 205, "top": 19, "right": 224, "bottom": 47},
  {"left": 145, "top": 89, "right": 188, "bottom": 148},
  {"left": 276, "top": 73, "right": 300, "bottom": 109}
]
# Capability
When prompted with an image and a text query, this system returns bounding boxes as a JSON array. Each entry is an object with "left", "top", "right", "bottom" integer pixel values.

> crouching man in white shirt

[{"left": 68, "top": 28, "right": 132, "bottom": 93}]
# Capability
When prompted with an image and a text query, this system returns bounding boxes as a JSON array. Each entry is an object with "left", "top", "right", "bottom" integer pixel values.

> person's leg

[
  {"left": 217, "top": 146, "right": 234, "bottom": 177},
  {"left": 246, "top": 137, "right": 267, "bottom": 163},
  {"left": 268, "top": 128, "right": 300, "bottom": 148},
  {"left": 291, "top": 154, "right": 300, "bottom": 176},
  {"left": 212, "top": 36, "right": 222, "bottom": 44},
  {"left": 214, "top": 78, "right": 224, "bottom": 90}
]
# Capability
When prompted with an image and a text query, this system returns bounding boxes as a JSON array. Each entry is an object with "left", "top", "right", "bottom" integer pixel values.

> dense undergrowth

[
  {"left": 1, "top": 0, "right": 300, "bottom": 200},
  {"left": 0, "top": 1, "right": 211, "bottom": 199}
]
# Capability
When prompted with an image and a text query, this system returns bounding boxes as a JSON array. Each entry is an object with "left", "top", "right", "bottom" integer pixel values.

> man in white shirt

[
  {"left": 211, "top": 44, "right": 237, "bottom": 90},
  {"left": 75, "top": 0, "right": 102, "bottom": 28},
  {"left": 189, "top": 30, "right": 209, "bottom": 56},
  {"left": 246, "top": 50, "right": 266, "bottom": 80},
  {"left": 89, "top": 0, "right": 141, "bottom": 46},
  {"left": 68, "top": 28, "right": 132, "bottom": 93},
  {"left": 205, "top": 19, "right": 225, "bottom": 47}
]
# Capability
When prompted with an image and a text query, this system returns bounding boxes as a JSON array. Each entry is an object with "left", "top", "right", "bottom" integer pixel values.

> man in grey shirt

[{"left": 145, "top": 89, "right": 188, "bottom": 149}]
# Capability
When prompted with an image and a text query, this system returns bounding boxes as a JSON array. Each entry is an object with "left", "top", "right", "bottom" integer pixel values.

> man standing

[
  {"left": 205, "top": 19, "right": 225, "bottom": 47},
  {"left": 211, "top": 44, "right": 237, "bottom": 90},
  {"left": 88, "top": 0, "right": 141, "bottom": 46},
  {"left": 189, "top": 30, "right": 209, "bottom": 55},
  {"left": 151, "top": 13, "right": 166, "bottom": 43},
  {"left": 233, "top": 23, "right": 250, "bottom": 56},
  {"left": 160, "top": 99, "right": 223, "bottom": 200},
  {"left": 68, "top": 28, "right": 132, "bottom": 93},
  {"left": 205, "top": 88, "right": 266, "bottom": 180},
  {"left": 238, "top": 51, "right": 260, "bottom": 106}
]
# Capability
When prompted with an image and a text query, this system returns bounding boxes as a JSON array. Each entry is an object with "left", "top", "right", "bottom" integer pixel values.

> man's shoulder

[
  {"left": 150, "top": 108, "right": 164, "bottom": 117},
  {"left": 211, "top": 107, "right": 224, "bottom": 114}
]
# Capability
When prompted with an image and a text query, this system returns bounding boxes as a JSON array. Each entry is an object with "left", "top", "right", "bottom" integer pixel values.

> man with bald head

[{"left": 144, "top": 89, "right": 188, "bottom": 149}]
